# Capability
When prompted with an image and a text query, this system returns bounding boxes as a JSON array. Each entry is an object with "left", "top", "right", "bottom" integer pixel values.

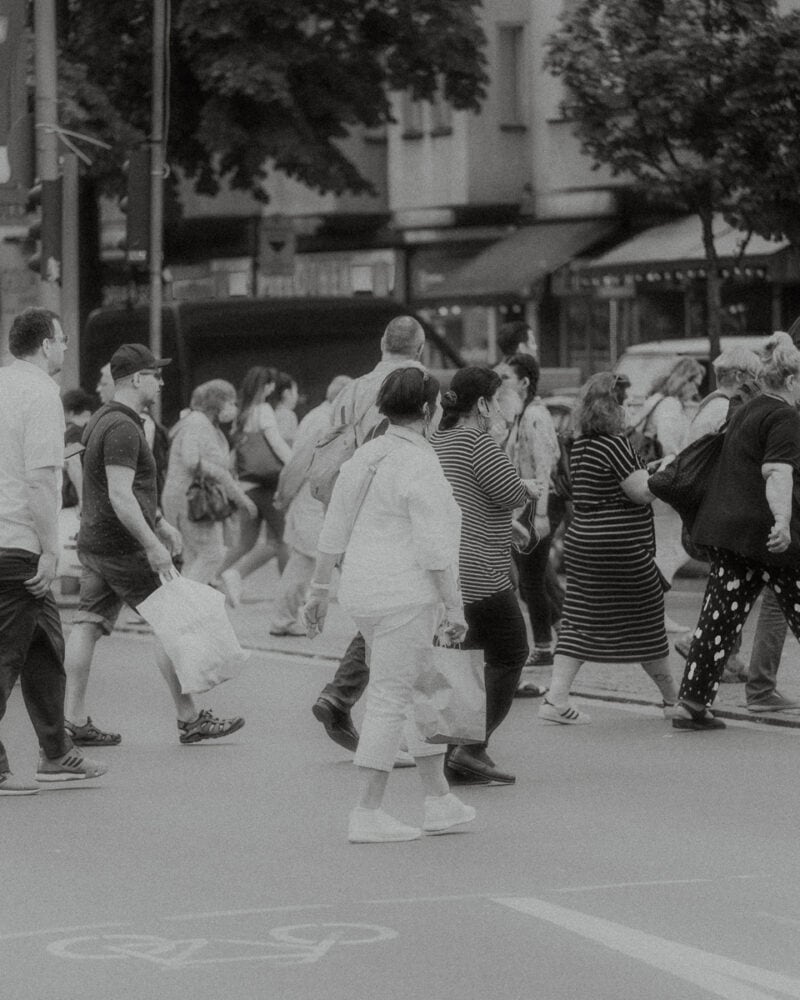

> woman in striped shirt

[
  {"left": 432, "top": 367, "right": 540, "bottom": 786},
  {"left": 538, "top": 372, "right": 678, "bottom": 725}
]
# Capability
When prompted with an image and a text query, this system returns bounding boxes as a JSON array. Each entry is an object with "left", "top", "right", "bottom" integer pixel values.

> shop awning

[
  {"left": 584, "top": 214, "right": 789, "bottom": 275},
  {"left": 419, "top": 219, "right": 615, "bottom": 302}
]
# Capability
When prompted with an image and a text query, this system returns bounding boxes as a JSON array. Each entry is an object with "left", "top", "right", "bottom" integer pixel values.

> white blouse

[{"left": 318, "top": 425, "right": 461, "bottom": 617}]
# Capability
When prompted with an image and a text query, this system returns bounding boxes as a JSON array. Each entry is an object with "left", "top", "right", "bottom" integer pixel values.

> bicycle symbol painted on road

[{"left": 46, "top": 923, "right": 398, "bottom": 969}]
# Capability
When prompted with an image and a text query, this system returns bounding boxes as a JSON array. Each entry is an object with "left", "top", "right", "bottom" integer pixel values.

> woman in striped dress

[
  {"left": 432, "top": 367, "right": 540, "bottom": 785},
  {"left": 538, "top": 372, "right": 678, "bottom": 725}
]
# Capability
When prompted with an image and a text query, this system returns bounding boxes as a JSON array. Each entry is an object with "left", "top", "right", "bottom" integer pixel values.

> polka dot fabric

[{"left": 678, "top": 547, "right": 800, "bottom": 705}]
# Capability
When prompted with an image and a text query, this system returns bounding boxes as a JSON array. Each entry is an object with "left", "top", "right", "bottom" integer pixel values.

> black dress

[{"left": 556, "top": 434, "right": 669, "bottom": 663}]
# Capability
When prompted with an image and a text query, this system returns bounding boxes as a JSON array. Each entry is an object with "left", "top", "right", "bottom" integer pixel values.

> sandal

[
  {"left": 65, "top": 716, "right": 121, "bottom": 746},
  {"left": 671, "top": 703, "right": 726, "bottom": 731}
]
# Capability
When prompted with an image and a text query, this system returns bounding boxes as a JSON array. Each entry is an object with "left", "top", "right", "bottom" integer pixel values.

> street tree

[
  {"left": 546, "top": 0, "right": 800, "bottom": 359},
  {"left": 57, "top": 0, "right": 488, "bottom": 204}
]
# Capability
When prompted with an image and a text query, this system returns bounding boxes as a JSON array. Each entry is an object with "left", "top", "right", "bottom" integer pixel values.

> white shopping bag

[{"left": 137, "top": 575, "right": 249, "bottom": 694}]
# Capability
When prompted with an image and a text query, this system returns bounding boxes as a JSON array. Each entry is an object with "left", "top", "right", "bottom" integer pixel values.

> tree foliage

[
  {"left": 57, "top": 0, "right": 488, "bottom": 203},
  {"left": 546, "top": 0, "right": 800, "bottom": 352}
]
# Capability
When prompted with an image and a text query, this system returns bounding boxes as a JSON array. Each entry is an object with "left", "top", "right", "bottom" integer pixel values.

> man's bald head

[{"left": 381, "top": 315, "right": 425, "bottom": 360}]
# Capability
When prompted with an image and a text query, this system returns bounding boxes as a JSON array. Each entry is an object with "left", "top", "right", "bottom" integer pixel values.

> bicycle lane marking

[
  {"left": 494, "top": 896, "right": 800, "bottom": 1000},
  {"left": 44, "top": 924, "right": 399, "bottom": 969}
]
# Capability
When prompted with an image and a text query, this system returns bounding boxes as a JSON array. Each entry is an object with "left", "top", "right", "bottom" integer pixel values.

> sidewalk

[{"left": 57, "top": 564, "right": 800, "bottom": 729}]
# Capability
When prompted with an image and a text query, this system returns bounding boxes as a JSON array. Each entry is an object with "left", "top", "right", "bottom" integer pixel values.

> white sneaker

[
  {"left": 348, "top": 807, "right": 421, "bottom": 844},
  {"left": 220, "top": 569, "right": 242, "bottom": 608},
  {"left": 423, "top": 793, "right": 476, "bottom": 834},
  {"left": 538, "top": 698, "right": 591, "bottom": 725}
]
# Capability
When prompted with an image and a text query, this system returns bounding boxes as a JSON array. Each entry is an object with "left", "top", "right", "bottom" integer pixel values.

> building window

[
  {"left": 400, "top": 91, "right": 425, "bottom": 139},
  {"left": 497, "top": 24, "right": 527, "bottom": 129},
  {"left": 430, "top": 86, "right": 453, "bottom": 136}
]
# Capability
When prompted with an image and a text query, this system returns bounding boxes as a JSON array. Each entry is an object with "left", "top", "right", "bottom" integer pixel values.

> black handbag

[
  {"left": 236, "top": 431, "right": 283, "bottom": 489},
  {"left": 648, "top": 426, "right": 726, "bottom": 532},
  {"left": 186, "top": 463, "right": 236, "bottom": 522}
]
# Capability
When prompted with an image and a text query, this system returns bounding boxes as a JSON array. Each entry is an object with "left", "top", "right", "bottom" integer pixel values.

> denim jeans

[
  {"left": 746, "top": 586, "right": 787, "bottom": 704},
  {"left": 0, "top": 549, "right": 71, "bottom": 772},
  {"left": 463, "top": 588, "right": 528, "bottom": 749},
  {"left": 320, "top": 632, "right": 369, "bottom": 711}
]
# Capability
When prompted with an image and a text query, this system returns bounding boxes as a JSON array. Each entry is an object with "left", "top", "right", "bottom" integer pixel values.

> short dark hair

[
  {"left": 8, "top": 308, "right": 60, "bottom": 359},
  {"left": 496, "top": 320, "right": 530, "bottom": 359},
  {"left": 505, "top": 353, "right": 541, "bottom": 405},
  {"left": 377, "top": 367, "right": 439, "bottom": 423},
  {"left": 439, "top": 366, "right": 502, "bottom": 430},
  {"left": 62, "top": 387, "right": 95, "bottom": 415}
]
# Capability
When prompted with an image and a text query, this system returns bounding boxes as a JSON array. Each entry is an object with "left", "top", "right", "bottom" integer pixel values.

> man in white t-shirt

[{"left": 0, "top": 308, "right": 107, "bottom": 794}]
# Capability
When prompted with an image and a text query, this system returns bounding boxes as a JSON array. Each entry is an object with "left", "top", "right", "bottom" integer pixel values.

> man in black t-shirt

[{"left": 63, "top": 344, "right": 245, "bottom": 747}]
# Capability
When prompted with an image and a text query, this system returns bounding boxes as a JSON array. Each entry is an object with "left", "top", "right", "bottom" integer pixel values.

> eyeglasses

[
  {"left": 48, "top": 334, "right": 68, "bottom": 347},
  {"left": 139, "top": 370, "right": 164, "bottom": 384}
]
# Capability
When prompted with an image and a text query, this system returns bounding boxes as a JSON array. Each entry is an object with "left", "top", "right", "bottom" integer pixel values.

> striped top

[
  {"left": 431, "top": 426, "right": 528, "bottom": 604},
  {"left": 569, "top": 433, "right": 644, "bottom": 511}
]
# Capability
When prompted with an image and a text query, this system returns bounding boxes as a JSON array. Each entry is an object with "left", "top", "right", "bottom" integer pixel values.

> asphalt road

[{"left": 4, "top": 632, "right": 800, "bottom": 1000}]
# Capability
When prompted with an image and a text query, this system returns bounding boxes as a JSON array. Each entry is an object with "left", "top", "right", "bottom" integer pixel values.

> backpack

[{"left": 307, "top": 388, "right": 388, "bottom": 506}]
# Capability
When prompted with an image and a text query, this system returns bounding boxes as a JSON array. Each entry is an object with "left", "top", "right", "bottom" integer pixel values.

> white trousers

[{"left": 352, "top": 603, "right": 444, "bottom": 772}]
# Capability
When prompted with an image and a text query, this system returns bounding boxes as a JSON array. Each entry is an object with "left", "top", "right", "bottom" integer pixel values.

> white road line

[
  {"left": 494, "top": 896, "right": 800, "bottom": 1000},
  {"left": 552, "top": 877, "right": 716, "bottom": 893},
  {"left": 164, "top": 903, "right": 333, "bottom": 922},
  {"left": 0, "top": 922, "right": 129, "bottom": 942}
]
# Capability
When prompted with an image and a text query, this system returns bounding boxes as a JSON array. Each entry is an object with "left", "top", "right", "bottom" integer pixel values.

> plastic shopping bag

[
  {"left": 137, "top": 575, "right": 249, "bottom": 694},
  {"left": 413, "top": 642, "right": 486, "bottom": 746}
]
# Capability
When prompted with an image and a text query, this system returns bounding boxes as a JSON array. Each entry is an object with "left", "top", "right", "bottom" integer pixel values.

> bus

[{"left": 81, "top": 297, "right": 464, "bottom": 426}]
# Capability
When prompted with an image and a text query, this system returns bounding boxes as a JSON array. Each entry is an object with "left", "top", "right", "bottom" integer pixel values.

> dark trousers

[
  {"left": 514, "top": 494, "right": 566, "bottom": 646},
  {"left": 0, "top": 549, "right": 70, "bottom": 771},
  {"left": 462, "top": 589, "right": 528, "bottom": 748},
  {"left": 321, "top": 632, "right": 369, "bottom": 711}
]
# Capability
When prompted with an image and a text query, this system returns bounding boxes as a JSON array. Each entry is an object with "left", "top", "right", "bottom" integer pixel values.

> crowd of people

[{"left": 3, "top": 306, "right": 800, "bottom": 842}]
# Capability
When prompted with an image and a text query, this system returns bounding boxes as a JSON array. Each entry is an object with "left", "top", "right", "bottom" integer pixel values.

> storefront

[
  {"left": 553, "top": 214, "right": 800, "bottom": 380},
  {"left": 409, "top": 219, "right": 614, "bottom": 366}
]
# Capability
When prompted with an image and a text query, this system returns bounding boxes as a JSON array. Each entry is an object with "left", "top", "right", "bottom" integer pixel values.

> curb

[{"left": 573, "top": 689, "right": 800, "bottom": 730}]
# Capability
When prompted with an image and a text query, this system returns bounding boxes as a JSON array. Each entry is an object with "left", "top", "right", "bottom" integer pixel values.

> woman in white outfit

[
  {"left": 303, "top": 367, "right": 474, "bottom": 844},
  {"left": 639, "top": 357, "right": 703, "bottom": 631}
]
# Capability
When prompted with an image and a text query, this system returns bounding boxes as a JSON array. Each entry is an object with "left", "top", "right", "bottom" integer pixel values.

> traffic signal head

[
  {"left": 23, "top": 177, "right": 61, "bottom": 279},
  {"left": 121, "top": 146, "right": 151, "bottom": 267}
]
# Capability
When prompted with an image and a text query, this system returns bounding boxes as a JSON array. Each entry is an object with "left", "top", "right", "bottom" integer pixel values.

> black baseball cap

[{"left": 109, "top": 343, "right": 171, "bottom": 381}]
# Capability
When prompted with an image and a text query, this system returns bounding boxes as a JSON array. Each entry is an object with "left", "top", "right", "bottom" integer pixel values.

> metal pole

[
  {"left": 149, "top": 0, "right": 166, "bottom": 418},
  {"left": 60, "top": 150, "right": 79, "bottom": 387},
  {"left": 33, "top": 0, "right": 60, "bottom": 318}
]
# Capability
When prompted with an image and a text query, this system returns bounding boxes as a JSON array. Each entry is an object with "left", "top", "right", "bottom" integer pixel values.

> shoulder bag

[
  {"left": 186, "top": 462, "right": 237, "bottom": 523},
  {"left": 236, "top": 430, "right": 283, "bottom": 489}
]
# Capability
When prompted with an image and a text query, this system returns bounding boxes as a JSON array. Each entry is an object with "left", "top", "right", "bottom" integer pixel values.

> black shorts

[{"left": 245, "top": 484, "right": 286, "bottom": 540}]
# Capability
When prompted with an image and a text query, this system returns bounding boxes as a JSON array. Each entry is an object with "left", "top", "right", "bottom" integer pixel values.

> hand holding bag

[
  {"left": 137, "top": 573, "right": 249, "bottom": 694},
  {"left": 413, "top": 637, "right": 486, "bottom": 746},
  {"left": 186, "top": 462, "right": 236, "bottom": 522}
]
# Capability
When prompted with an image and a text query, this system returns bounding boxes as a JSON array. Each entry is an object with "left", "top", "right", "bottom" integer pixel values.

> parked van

[
  {"left": 615, "top": 335, "right": 770, "bottom": 417},
  {"left": 81, "top": 297, "right": 464, "bottom": 426}
]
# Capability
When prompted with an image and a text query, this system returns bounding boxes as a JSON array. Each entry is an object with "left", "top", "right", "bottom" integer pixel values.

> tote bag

[
  {"left": 413, "top": 642, "right": 486, "bottom": 746},
  {"left": 137, "top": 575, "right": 249, "bottom": 694},
  {"left": 237, "top": 431, "right": 283, "bottom": 489}
]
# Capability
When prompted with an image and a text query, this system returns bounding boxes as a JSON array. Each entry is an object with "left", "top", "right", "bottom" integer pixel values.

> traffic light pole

[
  {"left": 148, "top": 0, "right": 167, "bottom": 419},
  {"left": 33, "top": 0, "right": 61, "bottom": 319}
]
